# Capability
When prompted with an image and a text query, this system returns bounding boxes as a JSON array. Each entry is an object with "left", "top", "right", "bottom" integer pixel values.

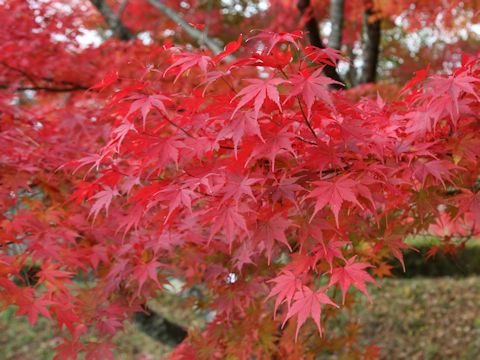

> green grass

[{"left": 403, "top": 234, "right": 480, "bottom": 248}]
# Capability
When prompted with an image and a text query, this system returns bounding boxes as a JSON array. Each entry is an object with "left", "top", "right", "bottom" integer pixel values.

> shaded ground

[
  {"left": 355, "top": 277, "right": 480, "bottom": 360},
  {"left": 1, "top": 277, "right": 480, "bottom": 359}
]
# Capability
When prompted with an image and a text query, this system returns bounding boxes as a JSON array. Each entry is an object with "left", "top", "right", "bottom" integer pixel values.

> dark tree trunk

[
  {"left": 297, "top": 0, "right": 343, "bottom": 89},
  {"left": 346, "top": 45, "right": 358, "bottom": 87},
  {"left": 328, "top": 0, "right": 344, "bottom": 50},
  {"left": 89, "top": 0, "right": 135, "bottom": 41},
  {"left": 133, "top": 305, "right": 188, "bottom": 346},
  {"left": 360, "top": 6, "right": 381, "bottom": 84}
]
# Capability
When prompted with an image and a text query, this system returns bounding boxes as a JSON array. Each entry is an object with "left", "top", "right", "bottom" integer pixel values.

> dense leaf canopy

[{"left": 1, "top": 1, "right": 480, "bottom": 359}]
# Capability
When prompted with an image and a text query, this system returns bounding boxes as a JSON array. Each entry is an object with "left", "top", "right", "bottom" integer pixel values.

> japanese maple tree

[{"left": 1, "top": 1, "right": 480, "bottom": 359}]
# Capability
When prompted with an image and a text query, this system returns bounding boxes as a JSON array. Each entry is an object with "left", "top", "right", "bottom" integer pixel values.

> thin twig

[
  {"left": 221, "top": 77, "right": 237, "bottom": 94},
  {"left": 161, "top": 115, "right": 194, "bottom": 138},
  {"left": 1, "top": 61, "right": 39, "bottom": 86},
  {"left": 295, "top": 135, "right": 317, "bottom": 145},
  {"left": 0, "top": 61, "right": 90, "bottom": 91}
]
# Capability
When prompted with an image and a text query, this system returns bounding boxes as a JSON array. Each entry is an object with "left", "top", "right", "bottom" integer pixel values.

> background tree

[{"left": 1, "top": 1, "right": 480, "bottom": 359}]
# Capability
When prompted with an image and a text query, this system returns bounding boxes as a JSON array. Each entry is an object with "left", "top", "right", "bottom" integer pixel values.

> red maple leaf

[
  {"left": 198, "top": 70, "right": 232, "bottom": 95},
  {"left": 36, "top": 262, "right": 74, "bottom": 291},
  {"left": 251, "top": 47, "right": 293, "bottom": 69},
  {"left": 412, "top": 159, "right": 455, "bottom": 187},
  {"left": 302, "top": 44, "right": 347, "bottom": 67},
  {"left": 379, "top": 235, "right": 418, "bottom": 272},
  {"left": 425, "top": 71, "right": 480, "bottom": 126},
  {"left": 15, "top": 295, "right": 55, "bottom": 326},
  {"left": 329, "top": 256, "right": 380, "bottom": 304},
  {"left": 125, "top": 93, "right": 170, "bottom": 129},
  {"left": 232, "top": 244, "right": 255, "bottom": 271},
  {"left": 254, "top": 214, "right": 292, "bottom": 263},
  {"left": 306, "top": 176, "right": 363, "bottom": 226},
  {"left": 84, "top": 341, "right": 116, "bottom": 360},
  {"left": 53, "top": 340, "right": 82, "bottom": 360},
  {"left": 246, "top": 128, "right": 296, "bottom": 171},
  {"left": 88, "top": 70, "right": 118, "bottom": 92},
  {"left": 363, "top": 344, "right": 383, "bottom": 360},
  {"left": 400, "top": 64, "right": 430, "bottom": 95},
  {"left": 266, "top": 270, "right": 301, "bottom": 314},
  {"left": 248, "top": 30, "right": 303, "bottom": 54},
  {"left": 282, "top": 286, "right": 337, "bottom": 340},
  {"left": 128, "top": 260, "right": 164, "bottom": 295},
  {"left": 213, "top": 34, "right": 242, "bottom": 63},
  {"left": 471, "top": 191, "right": 480, "bottom": 225},
  {"left": 285, "top": 67, "right": 340, "bottom": 118},
  {"left": 221, "top": 173, "right": 260, "bottom": 205},
  {"left": 164, "top": 49, "right": 214, "bottom": 83},
  {"left": 88, "top": 186, "right": 119, "bottom": 222},
  {"left": 208, "top": 204, "right": 249, "bottom": 248},
  {"left": 313, "top": 237, "right": 347, "bottom": 271},
  {"left": 268, "top": 174, "right": 304, "bottom": 206},
  {"left": 231, "top": 76, "right": 287, "bottom": 120},
  {"left": 216, "top": 110, "right": 264, "bottom": 155}
]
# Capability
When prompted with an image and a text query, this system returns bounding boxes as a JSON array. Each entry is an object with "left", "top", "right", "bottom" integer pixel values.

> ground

[{"left": 1, "top": 276, "right": 480, "bottom": 359}]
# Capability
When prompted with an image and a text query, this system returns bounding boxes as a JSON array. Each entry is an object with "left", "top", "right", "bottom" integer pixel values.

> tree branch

[
  {"left": 297, "top": 0, "right": 343, "bottom": 89},
  {"left": 89, "top": 0, "right": 135, "bottom": 41},
  {"left": 117, "top": 0, "right": 129, "bottom": 18},
  {"left": 146, "top": 0, "right": 226, "bottom": 56},
  {"left": 0, "top": 85, "right": 88, "bottom": 93},
  {"left": 0, "top": 61, "right": 90, "bottom": 92},
  {"left": 359, "top": 4, "right": 381, "bottom": 84},
  {"left": 328, "top": 0, "right": 344, "bottom": 51}
]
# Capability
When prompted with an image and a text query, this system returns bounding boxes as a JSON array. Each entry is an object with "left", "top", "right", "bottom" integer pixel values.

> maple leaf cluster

[{"left": 1, "top": 8, "right": 480, "bottom": 357}]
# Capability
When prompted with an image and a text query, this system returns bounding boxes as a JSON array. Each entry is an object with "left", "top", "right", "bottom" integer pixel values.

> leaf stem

[
  {"left": 161, "top": 114, "right": 194, "bottom": 138},
  {"left": 296, "top": 95, "right": 317, "bottom": 139}
]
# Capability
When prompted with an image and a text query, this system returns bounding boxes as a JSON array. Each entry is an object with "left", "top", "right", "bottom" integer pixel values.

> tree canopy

[{"left": 1, "top": 1, "right": 480, "bottom": 359}]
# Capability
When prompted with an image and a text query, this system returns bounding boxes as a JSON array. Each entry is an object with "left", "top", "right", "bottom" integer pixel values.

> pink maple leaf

[{"left": 88, "top": 186, "right": 119, "bottom": 222}]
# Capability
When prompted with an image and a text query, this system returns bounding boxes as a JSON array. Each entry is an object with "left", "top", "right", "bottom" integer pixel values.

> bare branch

[
  {"left": 117, "top": 0, "right": 129, "bottom": 18},
  {"left": 1, "top": 61, "right": 40, "bottom": 87},
  {"left": 146, "top": 0, "right": 226, "bottom": 56},
  {"left": 89, "top": 0, "right": 135, "bottom": 40},
  {"left": 205, "top": 0, "right": 213, "bottom": 39},
  {"left": 0, "top": 61, "right": 90, "bottom": 92}
]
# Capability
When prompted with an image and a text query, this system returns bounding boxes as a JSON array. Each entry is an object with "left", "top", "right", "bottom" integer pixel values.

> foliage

[{"left": 1, "top": 1, "right": 480, "bottom": 359}]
